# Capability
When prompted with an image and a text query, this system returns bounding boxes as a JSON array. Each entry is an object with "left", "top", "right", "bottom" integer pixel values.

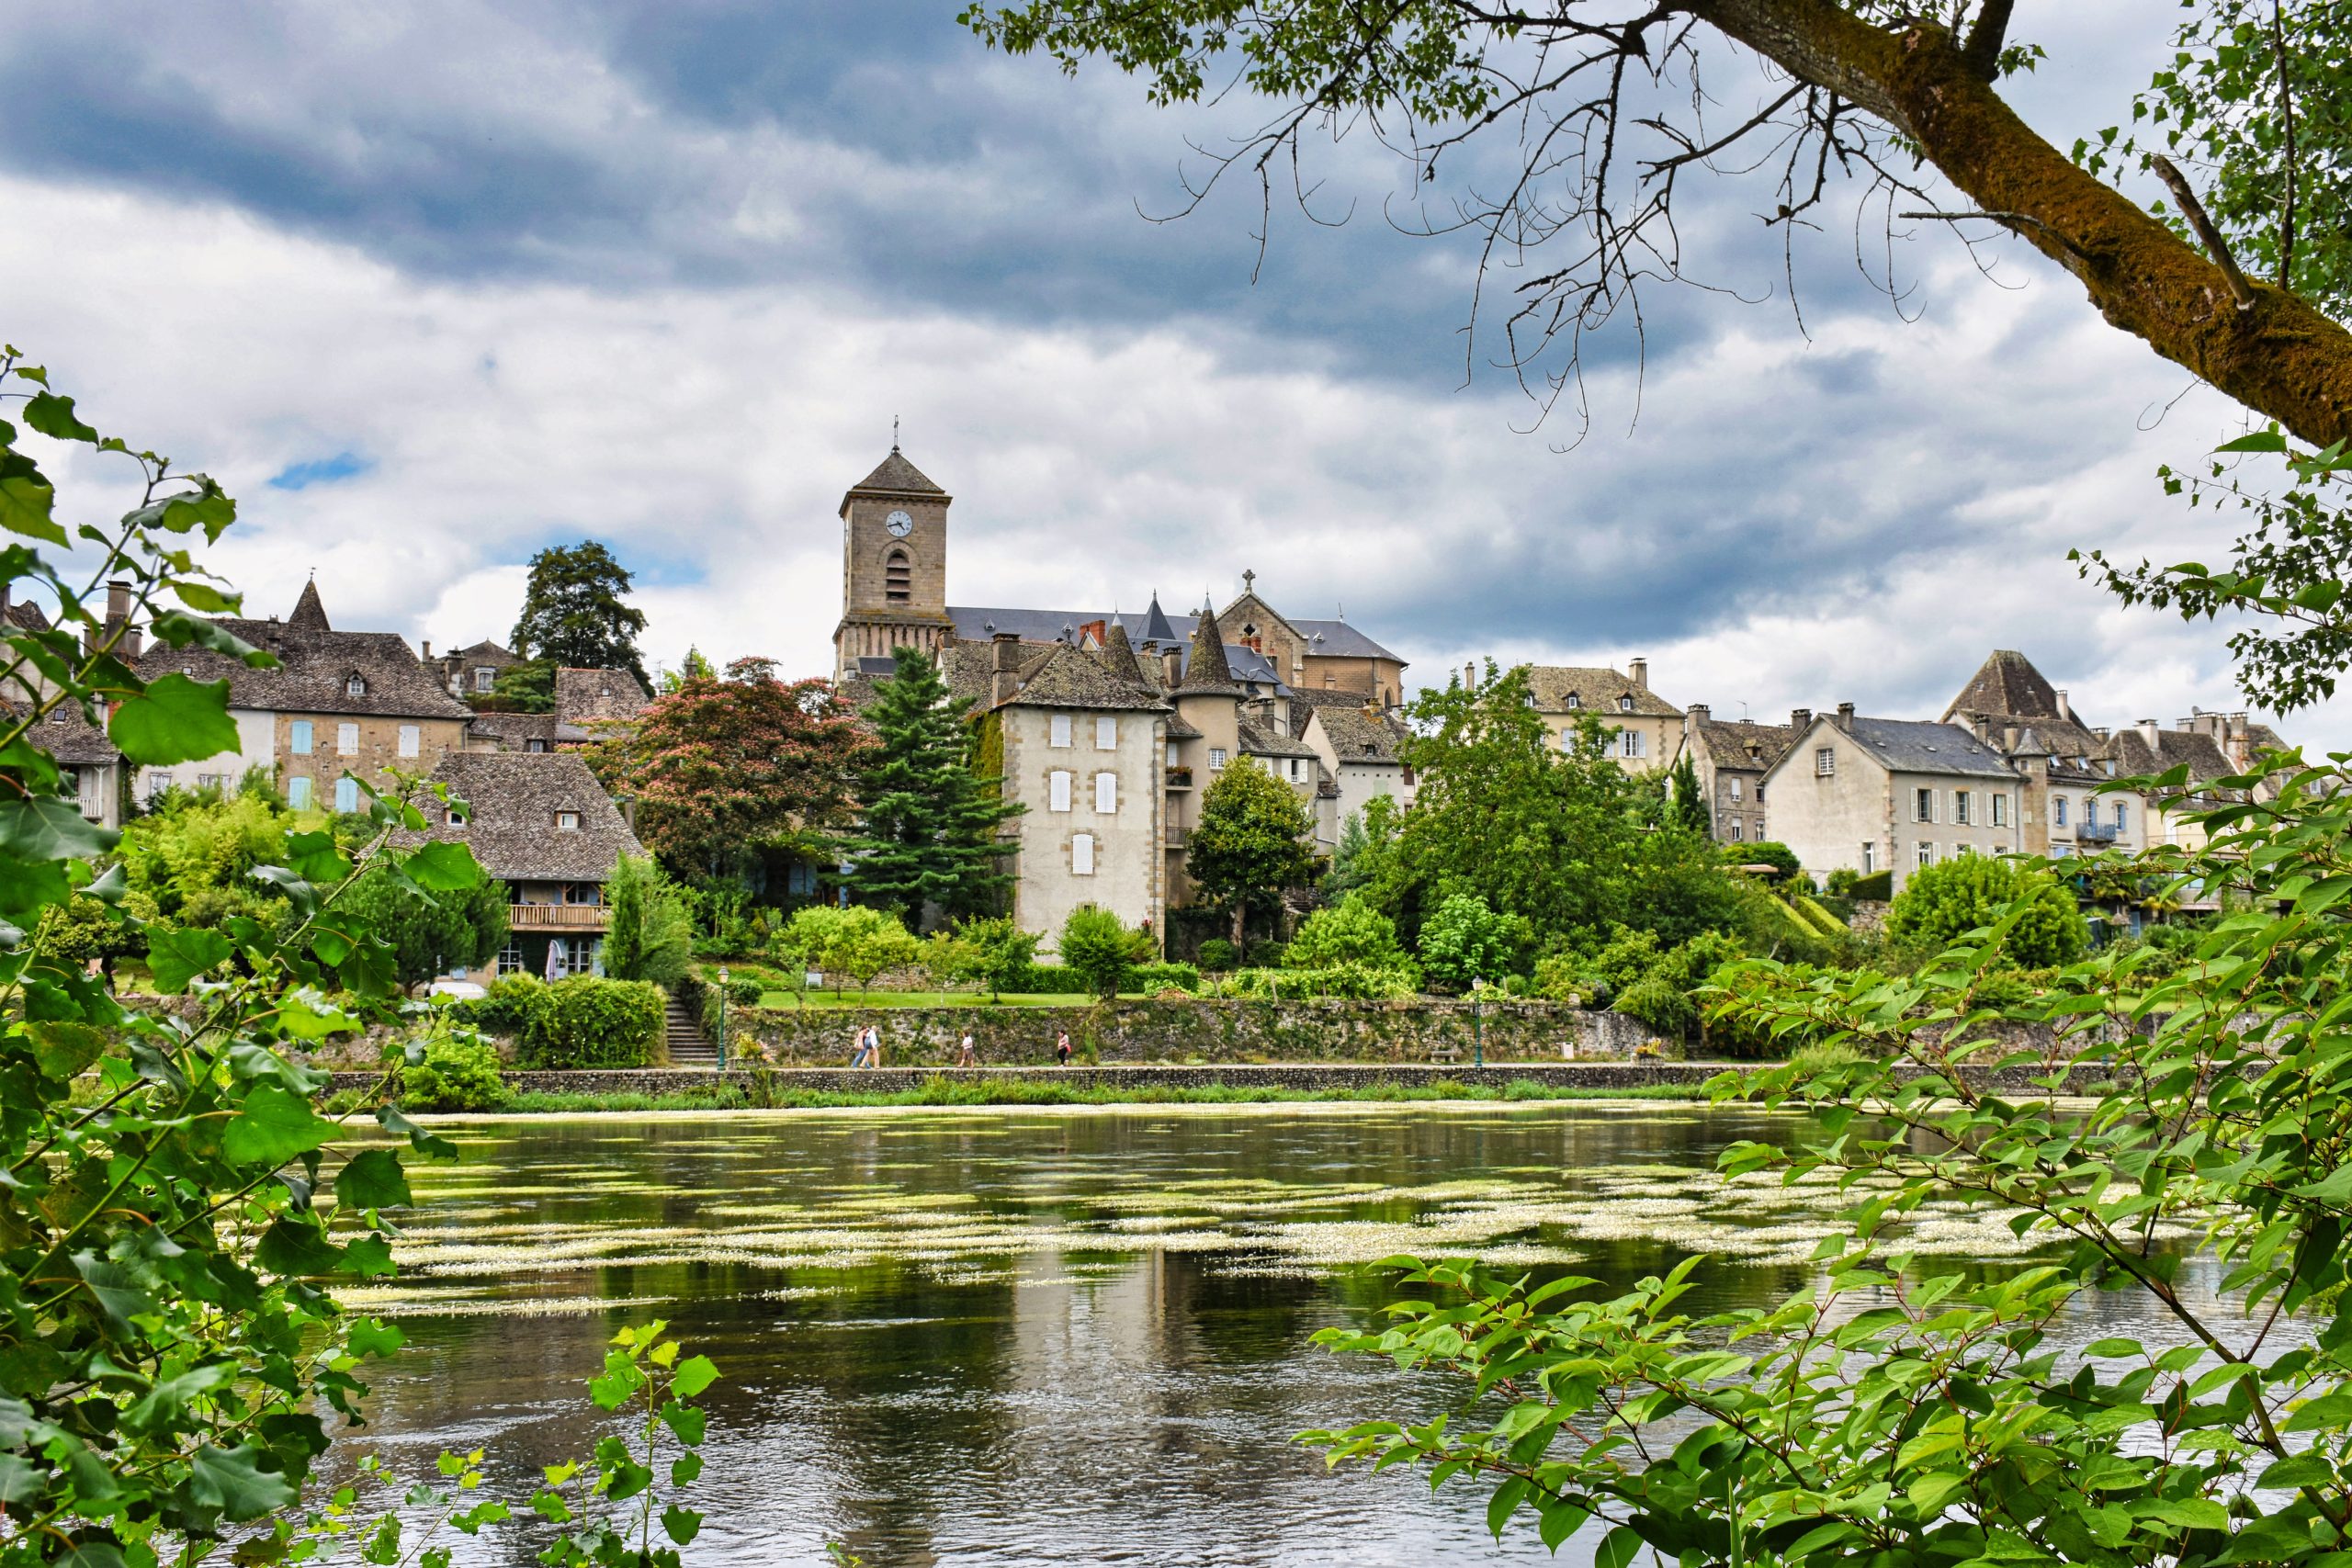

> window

[
  {"left": 1618, "top": 695, "right": 1634, "bottom": 713},
  {"left": 1915, "top": 787, "right": 1935, "bottom": 822},
  {"left": 334, "top": 777, "right": 359, "bottom": 813},
  {"left": 1095, "top": 773, "right": 1116, "bottom": 814},
  {"left": 1728, "top": 818, "right": 1744, "bottom": 841},
  {"left": 1756, "top": 784, "right": 1767, "bottom": 803},
  {"left": 1166, "top": 741, "right": 1179, "bottom": 767},
  {"left": 555, "top": 809, "right": 581, "bottom": 831},
  {"left": 288, "top": 776, "right": 312, "bottom": 810},
  {"left": 2083, "top": 800, "right": 2098, "bottom": 829},
  {"left": 526, "top": 738, "right": 550, "bottom": 753},
  {"left": 1954, "top": 790, "right": 1971, "bottom": 826},
  {"left": 2054, "top": 795, "right": 2069, "bottom": 827},
  {"left": 1072, "top": 833, "right": 1095, "bottom": 875},
  {"left": 345, "top": 675, "right": 367, "bottom": 696},
  {"left": 289, "top": 720, "right": 312, "bottom": 755},
  {"left": 496, "top": 942, "right": 524, "bottom": 976},
  {"left": 1917, "top": 840, "right": 1935, "bottom": 867},
  {"left": 884, "top": 547, "right": 912, "bottom": 604},
  {"left": 398, "top": 725, "right": 420, "bottom": 758},
  {"left": 1049, "top": 715, "right": 1072, "bottom": 748},
  {"left": 1095, "top": 716, "right": 1117, "bottom": 750},
  {"left": 1209, "top": 747, "right": 1227, "bottom": 771},
  {"left": 1815, "top": 748, "right": 1836, "bottom": 777},
  {"left": 564, "top": 883, "right": 598, "bottom": 905},
  {"left": 447, "top": 807, "right": 467, "bottom": 827},
  {"left": 474, "top": 667, "right": 495, "bottom": 693},
  {"left": 2114, "top": 801, "right": 2129, "bottom": 831},
  {"left": 1860, "top": 841, "right": 1875, "bottom": 873},
  {"left": 1288, "top": 758, "right": 1302, "bottom": 780},
  {"left": 1729, "top": 777, "right": 1742, "bottom": 802},
  {"left": 1049, "top": 771, "right": 1072, "bottom": 812},
  {"left": 1620, "top": 730, "right": 1645, "bottom": 759},
  {"left": 337, "top": 722, "right": 357, "bottom": 756},
  {"left": 1566, "top": 694, "right": 1582, "bottom": 708},
  {"left": 1991, "top": 793, "right": 2008, "bottom": 827}
]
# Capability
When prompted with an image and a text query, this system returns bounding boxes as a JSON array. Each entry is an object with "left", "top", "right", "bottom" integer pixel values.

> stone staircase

[{"left": 664, "top": 994, "right": 718, "bottom": 1068}]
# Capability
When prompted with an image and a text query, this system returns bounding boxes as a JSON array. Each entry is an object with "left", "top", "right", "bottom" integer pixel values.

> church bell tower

[{"left": 832, "top": 445, "right": 953, "bottom": 682}]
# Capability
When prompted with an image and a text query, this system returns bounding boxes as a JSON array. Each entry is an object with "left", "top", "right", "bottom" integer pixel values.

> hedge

[
  {"left": 1002, "top": 961, "right": 1198, "bottom": 995},
  {"left": 474, "top": 974, "right": 668, "bottom": 1068}
]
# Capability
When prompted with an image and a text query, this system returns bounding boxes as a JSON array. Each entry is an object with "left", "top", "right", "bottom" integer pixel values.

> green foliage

[
  {"left": 603, "top": 853, "right": 694, "bottom": 986},
  {"left": 1217, "top": 959, "right": 1418, "bottom": 999},
  {"left": 40, "top": 886, "right": 160, "bottom": 968},
  {"left": 841, "top": 647, "right": 1023, "bottom": 926},
  {"left": 1847, "top": 867, "right": 1893, "bottom": 901},
  {"left": 1736, "top": 840, "right": 1802, "bottom": 882},
  {"left": 1415, "top": 893, "right": 1531, "bottom": 992},
  {"left": 771, "top": 903, "right": 922, "bottom": 998},
  {"left": 1058, "top": 903, "right": 1153, "bottom": 1000},
  {"left": 486, "top": 657, "right": 555, "bottom": 713},
  {"left": 1324, "top": 809, "right": 1374, "bottom": 899},
  {"left": 0, "top": 346, "right": 495, "bottom": 1563},
  {"left": 1184, "top": 757, "right": 1317, "bottom": 956},
  {"left": 400, "top": 1027, "right": 511, "bottom": 1111},
  {"left": 470, "top": 972, "right": 556, "bottom": 1040},
  {"left": 1665, "top": 751, "right": 1709, "bottom": 834},
  {"left": 505, "top": 976, "right": 667, "bottom": 1068},
  {"left": 1284, "top": 896, "right": 1409, "bottom": 970},
  {"left": 118, "top": 786, "right": 295, "bottom": 911},
  {"left": 1886, "top": 854, "right": 2087, "bottom": 967},
  {"left": 657, "top": 645, "right": 717, "bottom": 694},
  {"left": 944, "top": 914, "right": 1041, "bottom": 1000},
  {"left": 335, "top": 863, "right": 509, "bottom": 987},
  {"left": 509, "top": 539, "right": 650, "bottom": 689},
  {"left": 1195, "top": 937, "right": 1238, "bottom": 972}
]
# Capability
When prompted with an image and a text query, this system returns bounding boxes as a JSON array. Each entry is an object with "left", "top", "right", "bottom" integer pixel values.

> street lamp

[
  {"left": 1472, "top": 976, "right": 1485, "bottom": 1069},
  {"left": 715, "top": 966, "right": 729, "bottom": 1074}
]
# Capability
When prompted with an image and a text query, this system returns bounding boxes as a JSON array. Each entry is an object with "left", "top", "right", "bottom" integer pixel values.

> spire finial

[{"left": 891, "top": 415, "right": 899, "bottom": 452}]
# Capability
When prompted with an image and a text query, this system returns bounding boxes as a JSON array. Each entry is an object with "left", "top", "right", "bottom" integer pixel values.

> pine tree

[
  {"left": 842, "top": 648, "right": 1024, "bottom": 928},
  {"left": 1667, "top": 752, "right": 1712, "bottom": 836}
]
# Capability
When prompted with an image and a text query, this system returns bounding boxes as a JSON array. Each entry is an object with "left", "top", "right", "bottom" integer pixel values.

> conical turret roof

[
  {"left": 288, "top": 578, "right": 330, "bottom": 633},
  {"left": 1176, "top": 600, "right": 1243, "bottom": 694},
  {"left": 1139, "top": 592, "right": 1177, "bottom": 647},
  {"left": 1099, "top": 617, "right": 1144, "bottom": 686}
]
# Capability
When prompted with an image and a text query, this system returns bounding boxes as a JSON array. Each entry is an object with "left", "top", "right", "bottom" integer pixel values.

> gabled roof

[
  {"left": 1177, "top": 602, "right": 1243, "bottom": 694},
  {"left": 842, "top": 447, "right": 946, "bottom": 504},
  {"left": 392, "top": 751, "right": 644, "bottom": 885},
  {"left": 1308, "top": 703, "right": 1408, "bottom": 765},
  {"left": 449, "top": 639, "right": 517, "bottom": 664},
  {"left": 1238, "top": 716, "right": 1317, "bottom": 760},
  {"left": 555, "top": 666, "right": 650, "bottom": 725},
  {"left": 1527, "top": 665, "right": 1680, "bottom": 719},
  {"left": 7, "top": 701, "right": 121, "bottom": 765},
  {"left": 2101, "top": 726, "right": 2237, "bottom": 785},
  {"left": 1829, "top": 716, "right": 2018, "bottom": 779},
  {"left": 1694, "top": 718, "right": 1794, "bottom": 773},
  {"left": 136, "top": 588, "right": 472, "bottom": 722},
  {"left": 1001, "top": 643, "right": 1171, "bottom": 712},
  {"left": 465, "top": 712, "right": 590, "bottom": 750},
  {"left": 1288, "top": 617, "right": 1403, "bottom": 663},
  {"left": 6, "top": 602, "right": 49, "bottom": 634}
]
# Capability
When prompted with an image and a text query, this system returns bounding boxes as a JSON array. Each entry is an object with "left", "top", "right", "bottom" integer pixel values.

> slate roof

[
  {"left": 1139, "top": 594, "right": 1178, "bottom": 646},
  {"left": 1287, "top": 617, "right": 1402, "bottom": 662},
  {"left": 1834, "top": 716, "right": 2018, "bottom": 779},
  {"left": 1527, "top": 665, "right": 1681, "bottom": 719},
  {"left": 2101, "top": 726, "right": 2237, "bottom": 787},
  {"left": 1005, "top": 643, "right": 1172, "bottom": 712},
  {"left": 6, "top": 701, "right": 121, "bottom": 765},
  {"left": 555, "top": 667, "right": 650, "bottom": 724},
  {"left": 947, "top": 603, "right": 1360, "bottom": 691},
  {"left": 1310, "top": 703, "right": 1408, "bottom": 765},
  {"left": 1178, "top": 603, "right": 1244, "bottom": 695},
  {"left": 135, "top": 586, "right": 472, "bottom": 722},
  {"left": 6, "top": 602, "right": 49, "bottom": 634},
  {"left": 843, "top": 448, "right": 946, "bottom": 502},
  {"left": 1695, "top": 718, "right": 1794, "bottom": 773},
  {"left": 466, "top": 712, "right": 589, "bottom": 750},
  {"left": 394, "top": 751, "right": 645, "bottom": 885},
  {"left": 451, "top": 639, "right": 517, "bottom": 662},
  {"left": 1238, "top": 716, "right": 1318, "bottom": 761},
  {"left": 1946, "top": 649, "right": 2064, "bottom": 721},
  {"left": 1097, "top": 620, "right": 1146, "bottom": 686}
]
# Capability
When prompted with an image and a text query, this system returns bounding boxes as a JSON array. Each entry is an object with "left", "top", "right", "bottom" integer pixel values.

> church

[{"left": 831, "top": 447, "right": 1413, "bottom": 953}]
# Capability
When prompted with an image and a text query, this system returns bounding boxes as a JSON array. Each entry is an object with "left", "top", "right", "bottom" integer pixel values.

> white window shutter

[
  {"left": 1050, "top": 715, "right": 1072, "bottom": 748},
  {"left": 1096, "top": 773, "right": 1116, "bottom": 813},
  {"left": 1049, "top": 771, "right": 1071, "bottom": 812},
  {"left": 1096, "top": 716, "right": 1116, "bottom": 750},
  {"left": 1072, "top": 833, "right": 1094, "bottom": 875}
]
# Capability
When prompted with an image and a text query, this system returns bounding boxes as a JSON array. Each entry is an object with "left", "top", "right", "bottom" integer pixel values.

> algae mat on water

[{"left": 342, "top": 1101, "right": 2178, "bottom": 1319}]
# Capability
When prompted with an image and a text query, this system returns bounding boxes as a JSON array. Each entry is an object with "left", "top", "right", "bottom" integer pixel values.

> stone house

[
  {"left": 464, "top": 665, "right": 650, "bottom": 754},
  {"left": 133, "top": 581, "right": 474, "bottom": 810},
  {"left": 1218, "top": 571, "right": 1409, "bottom": 705},
  {"left": 1525, "top": 660, "right": 1684, "bottom": 773},
  {"left": 1941, "top": 650, "right": 2139, "bottom": 858},
  {"left": 1297, "top": 691, "right": 1415, "bottom": 849},
  {"left": 393, "top": 750, "right": 648, "bottom": 984},
  {"left": 1760, "top": 705, "right": 2025, "bottom": 892},
  {"left": 425, "top": 638, "right": 522, "bottom": 701},
  {"left": 1680, "top": 705, "right": 1795, "bottom": 846},
  {"left": 1, "top": 591, "right": 129, "bottom": 827}
]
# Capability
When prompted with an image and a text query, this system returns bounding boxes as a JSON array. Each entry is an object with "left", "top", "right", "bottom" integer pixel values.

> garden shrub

[
  {"left": 513, "top": 976, "right": 668, "bottom": 1068},
  {"left": 1886, "top": 855, "right": 2086, "bottom": 967},
  {"left": 1130, "top": 962, "right": 1200, "bottom": 993},
  {"left": 1196, "top": 938, "right": 1238, "bottom": 972},
  {"left": 1284, "top": 896, "right": 1410, "bottom": 970},
  {"left": 1060, "top": 904, "right": 1154, "bottom": 1000},
  {"left": 1416, "top": 893, "right": 1532, "bottom": 991},
  {"left": 470, "top": 973, "right": 555, "bottom": 1041},
  {"left": 1847, "top": 868, "right": 1894, "bottom": 900},
  {"left": 401, "top": 1029, "right": 512, "bottom": 1111}
]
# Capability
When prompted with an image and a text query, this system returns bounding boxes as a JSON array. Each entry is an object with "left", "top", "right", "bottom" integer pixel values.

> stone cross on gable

[{"left": 1242, "top": 569, "right": 1255, "bottom": 594}]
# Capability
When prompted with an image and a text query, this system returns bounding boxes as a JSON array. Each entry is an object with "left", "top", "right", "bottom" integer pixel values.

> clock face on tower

[{"left": 885, "top": 509, "right": 914, "bottom": 537}]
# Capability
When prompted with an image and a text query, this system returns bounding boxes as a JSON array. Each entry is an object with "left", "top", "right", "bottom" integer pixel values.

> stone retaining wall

[{"left": 699, "top": 996, "right": 1667, "bottom": 1067}]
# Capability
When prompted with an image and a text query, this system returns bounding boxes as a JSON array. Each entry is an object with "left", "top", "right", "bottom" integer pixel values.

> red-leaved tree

[{"left": 584, "top": 657, "right": 865, "bottom": 880}]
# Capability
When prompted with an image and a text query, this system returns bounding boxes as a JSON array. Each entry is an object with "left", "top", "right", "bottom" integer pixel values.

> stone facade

[
  {"left": 277, "top": 711, "right": 469, "bottom": 806},
  {"left": 1763, "top": 709, "right": 2026, "bottom": 891},
  {"left": 1003, "top": 703, "right": 1168, "bottom": 953},
  {"left": 1523, "top": 660, "right": 1685, "bottom": 774},
  {"left": 832, "top": 449, "right": 955, "bottom": 682}
]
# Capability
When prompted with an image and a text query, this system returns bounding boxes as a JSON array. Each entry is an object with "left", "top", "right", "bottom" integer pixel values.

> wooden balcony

[{"left": 508, "top": 903, "right": 609, "bottom": 931}]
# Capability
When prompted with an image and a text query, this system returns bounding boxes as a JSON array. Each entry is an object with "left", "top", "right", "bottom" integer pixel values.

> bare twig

[
  {"left": 2151, "top": 154, "right": 2258, "bottom": 310},
  {"left": 2272, "top": 0, "right": 2298, "bottom": 286}
]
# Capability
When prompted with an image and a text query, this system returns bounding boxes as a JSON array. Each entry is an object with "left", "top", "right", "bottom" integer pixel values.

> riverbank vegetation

[{"left": 489, "top": 1075, "right": 1713, "bottom": 1114}]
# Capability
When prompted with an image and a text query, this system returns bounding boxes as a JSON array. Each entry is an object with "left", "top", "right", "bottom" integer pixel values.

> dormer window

[
  {"left": 1618, "top": 695, "right": 1634, "bottom": 713},
  {"left": 555, "top": 809, "right": 580, "bottom": 831},
  {"left": 345, "top": 674, "right": 368, "bottom": 697},
  {"left": 473, "top": 668, "right": 494, "bottom": 693},
  {"left": 1566, "top": 694, "right": 1581, "bottom": 709},
  {"left": 446, "top": 808, "right": 467, "bottom": 827}
]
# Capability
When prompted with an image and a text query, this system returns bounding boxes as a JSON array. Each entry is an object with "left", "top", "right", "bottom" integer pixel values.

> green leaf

[
  {"left": 108, "top": 672, "right": 237, "bottom": 765},
  {"left": 2258, "top": 1453, "right": 2335, "bottom": 1490},
  {"left": 669, "top": 1354, "right": 719, "bottom": 1400},
  {"left": 1592, "top": 1524, "right": 1642, "bottom": 1568},
  {"left": 334, "top": 1148, "right": 413, "bottom": 1212},
  {"left": 21, "top": 393, "right": 98, "bottom": 445},
  {"left": 402, "top": 840, "right": 482, "bottom": 892},
  {"left": 26, "top": 1022, "right": 107, "bottom": 1079},
  {"left": 69, "top": 1252, "right": 153, "bottom": 1335},
  {"left": 657, "top": 1400, "right": 706, "bottom": 1447},
  {"left": 2286, "top": 1389, "right": 2352, "bottom": 1433},
  {"left": 347, "top": 1319, "right": 406, "bottom": 1359},
  {"left": 146, "top": 926, "right": 232, "bottom": 994},
  {"left": 0, "top": 795, "right": 116, "bottom": 863},
  {"left": 220, "top": 1083, "right": 337, "bottom": 1167},
  {"left": 187, "top": 1444, "right": 298, "bottom": 1521},
  {"left": 0, "top": 451, "right": 64, "bottom": 546},
  {"left": 2214, "top": 428, "right": 2289, "bottom": 454},
  {"left": 661, "top": 1506, "right": 703, "bottom": 1547},
  {"left": 253, "top": 1216, "right": 343, "bottom": 1278}
]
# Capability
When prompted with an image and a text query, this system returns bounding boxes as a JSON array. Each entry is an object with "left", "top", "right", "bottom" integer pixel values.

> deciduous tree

[
  {"left": 510, "top": 540, "right": 650, "bottom": 688},
  {"left": 1185, "top": 757, "right": 1317, "bottom": 956}
]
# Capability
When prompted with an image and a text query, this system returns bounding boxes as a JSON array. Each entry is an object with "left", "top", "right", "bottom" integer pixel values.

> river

[{"left": 338, "top": 1101, "right": 2199, "bottom": 1565}]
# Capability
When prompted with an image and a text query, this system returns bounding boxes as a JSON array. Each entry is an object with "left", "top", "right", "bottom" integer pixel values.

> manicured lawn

[{"left": 754, "top": 989, "right": 1131, "bottom": 1009}]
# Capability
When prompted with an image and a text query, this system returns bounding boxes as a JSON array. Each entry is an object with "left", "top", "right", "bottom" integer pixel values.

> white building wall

[
  {"left": 1764, "top": 726, "right": 1894, "bottom": 888},
  {"left": 139, "top": 707, "right": 275, "bottom": 800},
  {"left": 1005, "top": 705, "right": 1163, "bottom": 954}
]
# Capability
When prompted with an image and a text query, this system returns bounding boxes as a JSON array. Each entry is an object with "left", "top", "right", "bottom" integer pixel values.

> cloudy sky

[{"left": 1, "top": 2, "right": 2329, "bottom": 744}]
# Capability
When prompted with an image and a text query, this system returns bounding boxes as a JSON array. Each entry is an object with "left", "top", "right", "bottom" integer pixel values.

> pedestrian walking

[
  {"left": 956, "top": 1029, "right": 978, "bottom": 1068},
  {"left": 1054, "top": 1030, "right": 1072, "bottom": 1066},
  {"left": 847, "top": 1025, "right": 870, "bottom": 1068},
  {"left": 868, "top": 1025, "right": 885, "bottom": 1069}
]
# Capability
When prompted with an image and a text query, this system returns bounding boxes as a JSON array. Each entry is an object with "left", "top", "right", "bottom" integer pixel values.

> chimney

[
  {"left": 2094, "top": 725, "right": 2110, "bottom": 740},
  {"left": 422, "top": 639, "right": 433, "bottom": 660},
  {"left": 2054, "top": 688, "right": 2074, "bottom": 721},
  {"left": 990, "top": 631, "right": 1023, "bottom": 708},
  {"left": 92, "top": 579, "right": 139, "bottom": 658},
  {"left": 1464, "top": 661, "right": 1476, "bottom": 690},
  {"left": 1628, "top": 657, "right": 1648, "bottom": 690},
  {"left": 1791, "top": 707, "right": 1812, "bottom": 731},
  {"left": 1836, "top": 702, "right": 1855, "bottom": 727},
  {"left": 1162, "top": 647, "right": 1182, "bottom": 687},
  {"left": 2138, "top": 717, "right": 2159, "bottom": 749},
  {"left": 1688, "top": 702, "right": 1710, "bottom": 723}
]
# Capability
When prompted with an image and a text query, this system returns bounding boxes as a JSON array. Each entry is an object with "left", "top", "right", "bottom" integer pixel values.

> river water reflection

[{"left": 348, "top": 1102, "right": 2198, "bottom": 1565}]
